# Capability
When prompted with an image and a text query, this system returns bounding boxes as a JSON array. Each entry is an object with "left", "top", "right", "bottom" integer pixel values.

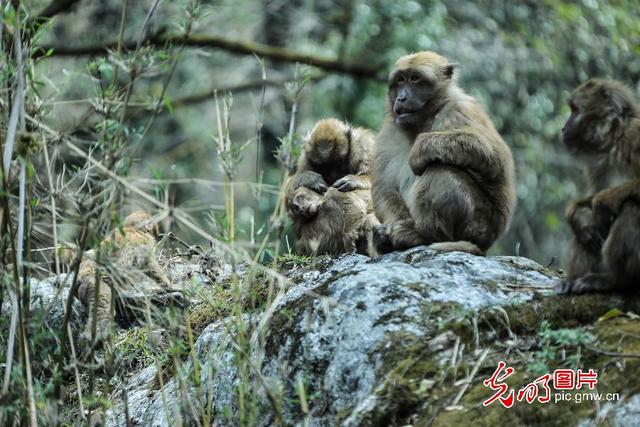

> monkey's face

[
  {"left": 289, "top": 188, "right": 322, "bottom": 220},
  {"left": 124, "top": 211, "right": 159, "bottom": 238},
  {"left": 388, "top": 66, "right": 453, "bottom": 130},
  {"left": 563, "top": 80, "right": 629, "bottom": 155}
]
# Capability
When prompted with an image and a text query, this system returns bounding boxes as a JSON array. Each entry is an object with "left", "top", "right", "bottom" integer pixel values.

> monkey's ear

[
  {"left": 600, "top": 87, "right": 630, "bottom": 116},
  {"left": 444, "top": 63, "right": 457, "bottom": 79},
  {"left": 607, "top": 90, "right": 630, "bottom": 116}
]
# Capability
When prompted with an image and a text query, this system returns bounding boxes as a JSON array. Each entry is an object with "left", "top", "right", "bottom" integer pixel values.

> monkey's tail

[{"left": 427, "top": 241, "right": 485, "bottom": 256}]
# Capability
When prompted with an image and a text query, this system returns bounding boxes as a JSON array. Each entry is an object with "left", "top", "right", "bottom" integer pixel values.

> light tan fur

[
  {"left": 75, "top": 211, "right": 172, "bottom": 341},
  {"left": 286, "top": 119, "right": 380, "bottom": 256},
  {"left": 372, "top": 51, "right": 516, "bottom": 254},
  {"left": 288, "top": 118, "right": 375, "bottom": 197}
]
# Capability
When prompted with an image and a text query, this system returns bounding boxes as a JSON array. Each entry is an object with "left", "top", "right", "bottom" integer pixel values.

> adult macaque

[
  {"left": 557, "top": 78, "right": 640, "bottom": 294},
  {"left": 372, "top": 51, "right": 516, "bottom": 255}
]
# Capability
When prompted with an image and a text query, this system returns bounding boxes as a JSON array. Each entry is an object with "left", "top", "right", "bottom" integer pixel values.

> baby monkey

[
  {"left": 75, "top": 211, "right": 173, "bottom": 341},
  {"left": 286, "top": 118, "right": 380, "bottom": 256},
  {"left": 289, "top": 185, "right": 378, "bottom": 256},
  {"left": 288, "top": 118, "right": 375, "bottom": 196}
]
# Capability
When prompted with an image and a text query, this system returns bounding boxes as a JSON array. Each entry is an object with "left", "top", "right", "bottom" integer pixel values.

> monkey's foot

[
  {"left": 388, "top": 220, "right": 425, "bottom": 250},
  {"left": 372, "top": 224, "right": 394, "bottom": 254},
  {"left": 555, "top": 274, "right": 616, "bottom": 295},
  {"left": 428, "top": 241, "right": 485, "bottom": 256}
]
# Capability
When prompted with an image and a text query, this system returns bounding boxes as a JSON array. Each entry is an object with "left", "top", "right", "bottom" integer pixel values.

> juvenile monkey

[
  {"left": 288, "top": 118, "right": 375, "bottom": 197},
  {"left": 288, "top": 185, "right": 378, "bottom": 256},
  {"left": 372, "top": 51, "right": 516, "bottom": 255},
  {"left": 557, "top": 78, "right": 640, "bottom": 294},
  {"left": 286, "top": 118, "right": 380, "bottom": 256},
  {"left": 76, "top": 211, "right": 172, "bottom": 341}
]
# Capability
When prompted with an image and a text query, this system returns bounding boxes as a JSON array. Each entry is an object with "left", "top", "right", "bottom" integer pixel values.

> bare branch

[
  {"left": 35, "top": 0, "right": 82, "bottom": 21},
  {"left": 126, "top": 73, "right": 327, "bottom": 118},
  {"left": 36, "top": 33, "right": 382, "bottom": 79}
]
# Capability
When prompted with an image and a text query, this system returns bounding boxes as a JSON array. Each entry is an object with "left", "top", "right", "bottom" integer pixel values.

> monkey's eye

[
  {"left": 395, "top": 75, "right": 406, "bottom": 84},
  {"left": 409, "top": 74, "right": 421, "bottom": 83}
]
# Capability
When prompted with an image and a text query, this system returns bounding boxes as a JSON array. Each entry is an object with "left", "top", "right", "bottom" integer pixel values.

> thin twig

[
  {"left": 450, "top": 348, "right": 490, "bottom": 407},
  {"left": 131, "top": 8, "right": 195, "bottom": 157},
  {"left": 43, "top": 144, "right": 61, "bottom": 276},
  {"left": 67, "top": 323, "right": 86, "bottom": 421},
  {"left": 111, "top": 0, "right": 129, "bottom": 87},
  {"left": 587, "top": 346, "right": 640, "bottom": 359},
  {"left": 36, "top": 33, "right": 382, "bottom": 78}
]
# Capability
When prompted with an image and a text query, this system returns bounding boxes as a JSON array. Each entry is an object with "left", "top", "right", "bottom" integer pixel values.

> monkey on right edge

[{"left": 557, "top": 78, "right": 640, "bottom": 294}]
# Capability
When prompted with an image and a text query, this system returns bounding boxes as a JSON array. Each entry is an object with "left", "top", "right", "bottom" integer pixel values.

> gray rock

[
  {"left": 6, "top": 260, "right": 213, "bottom": 336},
  {"left": 579, "top": 394, "right": 640, "bottom": 427},
  {"left": 106, "top": 247, "right": 557, "bottom": 426},
  {"left": 1, "top": 274, "right": 83, "bottom": 332}
]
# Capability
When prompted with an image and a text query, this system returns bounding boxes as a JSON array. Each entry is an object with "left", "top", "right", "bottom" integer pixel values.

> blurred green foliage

[{"left": 36, "top": 0, "right": 640, "bottom": 263}]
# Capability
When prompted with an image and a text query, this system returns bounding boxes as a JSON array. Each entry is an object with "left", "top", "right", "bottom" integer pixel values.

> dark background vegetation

[{"left": 2, "top": 0, "right": 640, "bottom": 424}]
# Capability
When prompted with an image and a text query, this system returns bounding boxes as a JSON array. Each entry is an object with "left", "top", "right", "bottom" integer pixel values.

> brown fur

[
  {"left": 75, "top": 211, "right": 172, "bottom": 341},
  {"left": 288, "top": 118, "right": 375, "bottom": 197},
  {"left": 289, "top": 186, "right": 377, "bottom": 256},
  {"left": 286, "top": 119, "right": 380, "bottom": 256},
  {"left": 372, "top": 51, "right": 516, "bottom": 254},
  {"left": 559, "top": 79, "right": 640, "bottom": 294}
]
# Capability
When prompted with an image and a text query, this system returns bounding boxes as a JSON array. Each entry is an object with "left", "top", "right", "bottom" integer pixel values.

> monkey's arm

[
  {"left": 566, "top": 195, "right": 603, "bottom": 252},
  {"left": 409, "top": 130, "right": 501, "bottom": 179},
  {"left": 332, "top": 174, "right": 371, "bottom": 192},
  {"left": 372, "top": 186, "right": 424, "bottom": 250},
  {"left": 592, "top": 179, "right": 640, "bottom": 233}
]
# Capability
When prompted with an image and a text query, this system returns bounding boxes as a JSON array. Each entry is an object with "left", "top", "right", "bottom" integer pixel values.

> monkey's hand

[
  {"left": 568, "top": 204, "right": 604, "bottom": 253},
  {"left": 333, "top": 175, "right": 369, "bottom": 192},
  {"left": 296, "top": 171, "right": 329, "bottom": 194},
  {"left": 591, "top": 181, "right": 640, "bottom": 233}
]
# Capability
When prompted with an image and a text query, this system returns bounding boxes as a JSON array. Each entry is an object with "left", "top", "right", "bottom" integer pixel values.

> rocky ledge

[{"left": 95, "top": 247, "right": 640, "bottom": 426}]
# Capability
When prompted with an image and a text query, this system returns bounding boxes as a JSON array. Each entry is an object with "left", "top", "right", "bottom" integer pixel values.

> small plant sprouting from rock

[{"left": 528, "top": 320, "right": 596, "bottom": 376}]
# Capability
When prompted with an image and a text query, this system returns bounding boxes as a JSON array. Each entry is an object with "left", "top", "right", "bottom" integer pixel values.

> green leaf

[
  {"left": 163, "top": 95, "right": 174, "bottom": 114},
  {"left": 545, "top": 212, "right": 561, "bottom": 231},
  {"left": 598, "top": 308, "right": 624, "bottom": 322}
]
